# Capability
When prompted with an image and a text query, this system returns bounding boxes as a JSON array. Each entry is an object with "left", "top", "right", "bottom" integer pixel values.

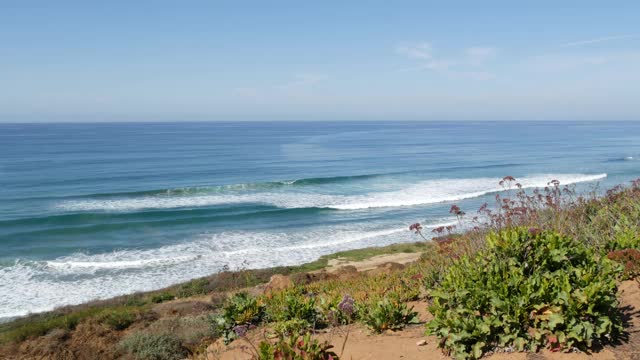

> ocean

[{"left": 1, "top": 121, "right": 639, "bottom": 319}]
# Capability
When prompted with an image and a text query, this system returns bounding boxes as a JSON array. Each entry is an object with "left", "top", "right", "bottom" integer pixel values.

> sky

[{"left": 1, "top": 0, "right": 639, "bottom": 122}]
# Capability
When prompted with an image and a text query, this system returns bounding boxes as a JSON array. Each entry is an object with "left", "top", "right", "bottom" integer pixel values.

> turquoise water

[{"left": 1, "top": 121, "right": 639, "bottom": 318}]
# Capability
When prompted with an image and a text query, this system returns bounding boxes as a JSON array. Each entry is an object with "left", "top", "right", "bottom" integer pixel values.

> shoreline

[{"left": 0, "top": 240, "right": 426, "bottom": 326}]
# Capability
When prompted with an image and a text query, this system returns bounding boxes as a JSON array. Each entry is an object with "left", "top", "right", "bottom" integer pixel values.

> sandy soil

[
  {"left": 208, "top": 280, "right": 640, "bottom": 360},
  {"left": 324, "top": 252, "right": 422, "bottom": 272}
]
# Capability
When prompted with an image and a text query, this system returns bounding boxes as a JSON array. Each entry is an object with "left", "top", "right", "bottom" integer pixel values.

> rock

[
  {"left": 290, "top": 271, "right": 337, "bottom": 285},
  {"left": 367, "top": 262, "right": 406, "bottom": 275},
  {"left": 416, "top": 339, "right": 427, "bottom": 346},
  {"left": 264, "top": 274, "right": 293, "bottom": 294},
  {"left": 335, "top": 265, "right": 358, "bottom": 273},
  {"left": 333, "top": 265, "right": 359, "bottom": 280},
  {"left": 378, "top": 262, "right": 405, "bottom": 272}
]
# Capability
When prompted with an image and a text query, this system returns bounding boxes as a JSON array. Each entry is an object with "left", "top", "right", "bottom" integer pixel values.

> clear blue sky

[{"left": 1, "top": 0, "right": 639, "bottom": 122}]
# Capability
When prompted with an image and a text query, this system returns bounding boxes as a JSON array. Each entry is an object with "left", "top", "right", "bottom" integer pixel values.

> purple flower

[
  {"left": 338, "top": 294, "right": 355, "bottom": 317},
  {"left": 233, "top": 325, "right": 248, "bottom": 337}
]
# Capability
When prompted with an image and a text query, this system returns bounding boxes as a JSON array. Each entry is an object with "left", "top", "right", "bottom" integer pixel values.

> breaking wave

[{"left": 57, "top": 173, "right": 607, "bottom": 212}]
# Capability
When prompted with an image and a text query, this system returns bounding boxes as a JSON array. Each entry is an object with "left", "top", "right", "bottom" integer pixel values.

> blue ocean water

[{"left": 1, "top": 121, "right": 639, "bottom": 318}]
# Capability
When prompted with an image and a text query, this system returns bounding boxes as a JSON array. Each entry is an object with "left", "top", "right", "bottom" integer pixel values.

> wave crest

[{"left": 57, "top": 173, "right": 607, "bottom": 212}]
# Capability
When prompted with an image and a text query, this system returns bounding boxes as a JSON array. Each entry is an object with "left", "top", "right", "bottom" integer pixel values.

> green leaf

[
  {"left": 472, "top": 342, "right": 485, "bottom": 359},
  {"left": 514, "top": 337, "right": 527, "bottom": 351},
  {"left": 548, "top": 313, "right": 564, "bottom": 329}
]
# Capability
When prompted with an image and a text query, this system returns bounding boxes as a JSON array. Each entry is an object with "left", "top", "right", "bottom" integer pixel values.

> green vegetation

[
  {"left": 564, "top": 184, "right": 640, "bottom": 253},
  {"left": 427, "top": 228, "right": 622, "bottom": 359},
  {"left": 0, "top": 307, "right": 102, "bottom": 343},
  {"left": 0, "top": 305, "right": 149, "bottom": 343},
  {"left": 305, "top": 268, "right": 422, "bottom": 305},
  {"left": 150, "top": 292, "right": 175, "bottom": 304},
  {"left": 362, "top": 299, "right": 418, "bottom": 333},
  {"left": 97, "top": 307, "right": 140, "bottom": 330},
  {"left": 177, "top": 278, "right": 210, "bottom": 298},
  {"left": 264, "top": 287, "right": 321, "bottom": 326},
  {"left": 321, "top": 241, "right": 426, "bottom": 262},
  {"left": 212, "top": 292, "right": 265, "bottom": 344},
  {"left": 118, "top": 332, "right": 187, "bottom": 360},
  {"left": 257, "top": 332, "right": 338, "bottom": 360}
]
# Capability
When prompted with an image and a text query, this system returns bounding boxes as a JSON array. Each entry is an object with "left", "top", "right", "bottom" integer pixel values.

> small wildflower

[
  {"left": 233, "top": 325, "right": 248, "bottom": 337},
  {"left": 449, "top": 204, "right": 465, "bottom": 217},
  {"left": 499, "top": 175, "right": 516, "bottom": 187},
  {"left": 338, "top": 294, "right": 355, "bottom": 317},
  {"left": 548, "top": 179, "right": 560, "bottom": 187}
]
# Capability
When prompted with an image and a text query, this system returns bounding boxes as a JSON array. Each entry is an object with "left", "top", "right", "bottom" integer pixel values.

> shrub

[
  {"left": 305, "top": 269, "right": 421, "bottom": 317},
  {"left": 324, "top": 294, "right": 356, "bottom": 327},
  {"left": 361, "top": 298, "right": 418, "bottom": 333},
  {"left": 272, "top": 319, "right": 310, "bottom": 337},
  {"left": 419, "top": 238, "right": 474, "bottom": 289},
  {"left": 151, "top": 292, "right": 175, "bottom": 304},
  {"left": 97, "top": 308, "right": 137, "bottom": 330},
  {"left": 427, "top": 228, "right": 622, "bottom": 359},
  {"left": 264, "top": 287, "right": 320, "bottom": 327},
  {"left": 147, "top": 315, "right": 211, "bottom": 347},
  {"left": 177, "top": 278, "right": 209, "bottom": 298},
  {"left": 118, "top": 332, "right": 187, "bottom": 360},
  {"left": 607, "top": 248, "right": 640, "bottom": 280},
  {"left": 0, "top": 307, "right": 105, "bottom": 343},
  {"left": 606, "top": 221, "right": 640, "bottom": 252},
  {"left": 257, "top": 331, "right": 338, "bottom": 360},
  {"left": 124, "top": 295, "right": 148, "bottom": 307},
  {"left": 212, "top": 292, "right": 265, "bottom": 344}
]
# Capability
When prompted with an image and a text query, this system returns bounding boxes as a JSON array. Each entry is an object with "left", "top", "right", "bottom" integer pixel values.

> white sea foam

[
  {"left": 329, "top": 173, "right": 607, "bottom": 210},
  {"left": 57, "top": 173, "right": 607, "bottom": 212},
  {"left": 0, "top": 220, "right": 455, "bottom": 319},
  {"left": 46, "top": 255, "right": 200, "bottom": 270}
]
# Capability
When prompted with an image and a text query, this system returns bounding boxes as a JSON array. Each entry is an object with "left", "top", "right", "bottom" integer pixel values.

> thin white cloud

[
  {"left": 522, "top": 52, "right": 640, "bottom": 72},
  {"left": 395, "top": 42, "right": 433, "bottom": 60},
  {"left": 466, "top": 47, "right": 497, "bottom": 66},
  {"left": 395, "top": 42, "right": 497, "bottom": 80},
  {"left": 564, "top": 35, "right": 639, "bottom": 47},
  {"left": 232, "top": 73, "right": 327, "bottom": 97},
  {"left": 276, "top": 73, "right": 327, "bottom": 90}
]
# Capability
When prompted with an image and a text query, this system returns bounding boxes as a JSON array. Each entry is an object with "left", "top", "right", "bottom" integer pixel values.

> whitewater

[
  {"left": 57, "top": 173, "right": 607, "bottom": 212},
  {"left": 1, "top": 121, "right": 638, "bottom": 319}
]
